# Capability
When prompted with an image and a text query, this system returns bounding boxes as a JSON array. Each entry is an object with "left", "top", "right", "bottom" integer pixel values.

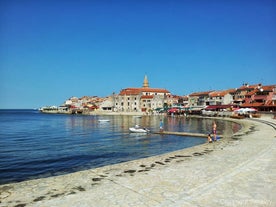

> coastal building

[
  {"left": 199, "top": 83, "right": 276, "bottom": 112},
  {"left": 186, "top": 83, "right": 276, "bottom": 112},
  {"left": 99, "top": 96, "right": 114, "bottom": 111},
  {"left": 63, "top": 96, "right": 106, "bottom": 111},
  {"left": 113, "top": 75, "right": 171, "bottom": 113},
  {"left": 41, "top": 81, "right": 276, "bottom": 114},
  {"left": 166, "top": 95, "right": 182, "bottom": 107},
  {"left": 188, "top": 91, "right": 214, "bottom": 107},
  {"left": 176, "top": 95, "right": 189, "bottom": 107},
  {"left": 233, "top": 83, "right": 257, "bottom": 106},
  {"left": 239, "top": 84, "right": 276, "bottom": 111},
  {"left": 207, "top": 89, "right": 235, "bottom": 106}
]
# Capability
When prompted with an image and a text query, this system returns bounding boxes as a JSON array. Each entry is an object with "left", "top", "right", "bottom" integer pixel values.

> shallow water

[{"left": 0, "top": 110, "right": 240, "bottom": 184}]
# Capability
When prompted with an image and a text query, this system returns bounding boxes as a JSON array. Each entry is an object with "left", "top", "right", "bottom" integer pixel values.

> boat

[
  {"left": 129, "top": 126, "right": 150, "bottom": 133},
  {"left": 98, "top": 119, "right": 110, "bottom": 122}
]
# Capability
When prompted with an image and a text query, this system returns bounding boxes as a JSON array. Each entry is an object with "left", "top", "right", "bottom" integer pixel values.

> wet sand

[{"left": 1, "top": 116, "right": 275, "bottom": 207}]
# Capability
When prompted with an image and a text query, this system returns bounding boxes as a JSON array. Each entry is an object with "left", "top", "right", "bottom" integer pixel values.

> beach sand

[{"left": 0, "top": 116, "right": 275, "bottom": 207}]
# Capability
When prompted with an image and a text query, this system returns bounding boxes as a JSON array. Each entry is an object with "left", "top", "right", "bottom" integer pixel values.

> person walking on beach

[{"left": 212, "top": 121, "right": 217, "bottom": 141}]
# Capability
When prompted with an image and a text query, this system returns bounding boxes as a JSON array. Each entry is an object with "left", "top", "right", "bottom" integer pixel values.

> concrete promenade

[
  {"left": 153, "top": 131, "right": 223, "bottom": 138},
  {"left": 0, "top": 116, "right": 275, "bottom": 207}
]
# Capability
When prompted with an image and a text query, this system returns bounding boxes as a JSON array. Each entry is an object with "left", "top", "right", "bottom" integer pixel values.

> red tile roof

[
  {"left": 119, "top": 88, "right": 141, "bottom": 95},
  {"left": 238, "top": 84, "right": 260, "bottom": 90},
  {"left": 119, "top": 87, "right": 170, "bottom": 95},
  {"left": 227, "top": 89, "right": 237, "bottom": 94},
  {"left": 261, "top": 85, "right": 275, "bottom": 92},
  {"left": 205, "top": 105, "right": 233, "bottom": 110},
  {"left": 246, "top": 89, "right": 258, "bottom": 96},
  {"left": 237, "top": 84, "right": 275, "bottom": 92},
  {"left": 209, "top": 91, "right": 229, "bottom": 97},
  {"left": 189, "top": 91, "right": 214, "bottom": 97},
  {"left": 141, "top": 88, "right": 170, "bottom": 93}
]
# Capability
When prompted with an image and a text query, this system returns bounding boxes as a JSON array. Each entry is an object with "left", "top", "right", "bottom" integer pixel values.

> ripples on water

[{"left": 0, "top": 110, "right": 241, "bottom": 184}]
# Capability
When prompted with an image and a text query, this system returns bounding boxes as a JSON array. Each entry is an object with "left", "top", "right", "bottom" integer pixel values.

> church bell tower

[{"left": 142, "top": 75, "right": 149, "bottom": 88}]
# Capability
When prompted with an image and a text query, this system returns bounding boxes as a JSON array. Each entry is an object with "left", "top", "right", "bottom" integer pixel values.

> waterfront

[
  {"left": 0, "top": 115, "right": 275, "bottom": 207},
  {"left": 0, "top": 110, "right": 241, "bottom": 185}
]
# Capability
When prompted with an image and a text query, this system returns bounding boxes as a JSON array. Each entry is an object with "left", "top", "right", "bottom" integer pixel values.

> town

[{"left": 40, "top": 75, "right": 276, "bottom": 116}]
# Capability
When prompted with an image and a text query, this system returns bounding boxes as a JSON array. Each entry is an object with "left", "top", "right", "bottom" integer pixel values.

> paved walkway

[{"left": 1, "top": 116, "right": 275, "bottom": 207}]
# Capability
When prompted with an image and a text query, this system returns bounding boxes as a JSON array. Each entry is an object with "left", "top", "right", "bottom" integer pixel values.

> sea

[{"left": 0, "top": 109, "right": 241, "bottom": 184}]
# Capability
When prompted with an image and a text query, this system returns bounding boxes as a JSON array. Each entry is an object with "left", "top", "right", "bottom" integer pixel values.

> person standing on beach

[{"left": 212, "top": 121, "right": 217, "bottom": 141}]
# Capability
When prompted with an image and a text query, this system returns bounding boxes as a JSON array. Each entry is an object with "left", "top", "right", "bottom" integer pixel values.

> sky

[{"left": 0, "top": 0, "right": 275, "bottom": 109}]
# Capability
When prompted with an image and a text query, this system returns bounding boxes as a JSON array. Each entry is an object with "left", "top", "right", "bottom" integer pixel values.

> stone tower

[{"left": 142, "top": 75, "right": 149, "bottom": 88}]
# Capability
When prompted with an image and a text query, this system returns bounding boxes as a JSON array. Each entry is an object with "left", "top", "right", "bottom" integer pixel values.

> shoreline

[{"left": 1, "top": 116, "right": 275, "bottom": 207}]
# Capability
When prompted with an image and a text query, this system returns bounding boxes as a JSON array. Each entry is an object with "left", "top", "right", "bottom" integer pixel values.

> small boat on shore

[{"left": 129, "top": 126, "right": 150, "bottom": 133}]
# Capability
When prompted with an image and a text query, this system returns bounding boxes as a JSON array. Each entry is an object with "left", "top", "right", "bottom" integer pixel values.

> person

[
  {"left": 207, "top": 134, "right": 212, "bottom": 143},
  {"left": 159, "top": 119, "right": 164, "bottom": 132},
  {"left": 212, "top": 121, "right": 217, "bottom": 141}
]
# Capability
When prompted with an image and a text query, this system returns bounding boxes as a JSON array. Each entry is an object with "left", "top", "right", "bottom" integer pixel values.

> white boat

[
  {"left": 129, "top": 127, "right": 150, "bottom": 133},
  {"left": 98, "top": 119, "right": 110, "bottom": 122}
]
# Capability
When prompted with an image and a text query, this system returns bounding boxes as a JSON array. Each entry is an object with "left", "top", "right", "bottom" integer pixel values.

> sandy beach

[{"left": 0, "top": 115, "right": 275, "bottom": 207}]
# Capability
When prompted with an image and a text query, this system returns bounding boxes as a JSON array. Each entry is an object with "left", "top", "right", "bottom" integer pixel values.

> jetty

[{"left": 153, "top": 131, "right": 223, "bottom": 138}]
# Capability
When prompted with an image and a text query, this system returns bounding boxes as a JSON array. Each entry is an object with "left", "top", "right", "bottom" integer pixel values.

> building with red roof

[
  {"left": 188, "top": 91, "right": 214, "bottom": 107},
  {"left": 207, "top": 89, "right": 235, "bottom": 106},
  {"left": 240, "top": 84, "right": 276, "bottom": 111},
  {"left": 114, "top": 75, "right": 171, "bottom": 112}
]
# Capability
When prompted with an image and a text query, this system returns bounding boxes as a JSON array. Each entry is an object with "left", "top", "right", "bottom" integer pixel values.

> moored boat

[
  {"left": 129, "top": 126, "right": 150, "bottom": 133},
  {"left": 98, "top": 119, "right": 110, "bottom": 122}
]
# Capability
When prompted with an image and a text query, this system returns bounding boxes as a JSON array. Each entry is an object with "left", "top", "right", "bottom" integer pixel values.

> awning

[{"left": 205, "top": 105, "right": 232, "bottom": 110}]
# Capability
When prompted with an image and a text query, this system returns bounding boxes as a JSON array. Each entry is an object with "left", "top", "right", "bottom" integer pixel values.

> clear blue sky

[{"left": 1, "top": 0, "right": 275, "bottom": 109}]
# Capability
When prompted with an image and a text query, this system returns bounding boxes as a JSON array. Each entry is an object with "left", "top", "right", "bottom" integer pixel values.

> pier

[{"left": 153, "top": 131, "right": 223, "bottom": 138}]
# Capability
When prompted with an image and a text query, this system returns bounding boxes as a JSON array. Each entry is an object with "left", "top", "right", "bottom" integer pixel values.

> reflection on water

[{"left": 163, "top": 116, "right": 240, "bottom": 136}]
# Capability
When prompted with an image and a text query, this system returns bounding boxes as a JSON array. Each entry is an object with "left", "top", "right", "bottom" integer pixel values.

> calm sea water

[{"left": 0, "top": 109, "right": 241, "bottom": 184}]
